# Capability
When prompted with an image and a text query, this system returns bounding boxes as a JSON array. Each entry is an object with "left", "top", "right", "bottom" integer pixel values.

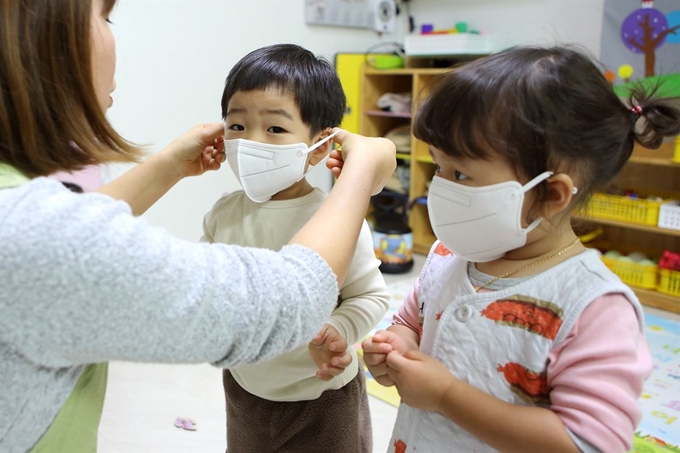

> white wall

[{"left": 108, "top": 0, "right": 606, "bottom": 241}]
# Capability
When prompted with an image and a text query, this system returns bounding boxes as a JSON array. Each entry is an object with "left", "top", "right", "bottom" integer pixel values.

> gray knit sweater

[{"left": 0, "top": 178, "right": 338, "bottom": 452}]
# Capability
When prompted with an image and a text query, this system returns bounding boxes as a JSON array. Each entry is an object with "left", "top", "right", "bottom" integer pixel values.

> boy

[{"left": 201, "top": 44, "right": 390, "bottom": 452}]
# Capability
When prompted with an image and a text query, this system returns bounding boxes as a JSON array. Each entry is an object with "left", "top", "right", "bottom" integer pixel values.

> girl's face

[
  {"left": 428, "top": 146, "right": 517, "bottom": 188},
  {"left": 429, "top": 146, "right": 538, "bottom": 227},
  {"left": 90, "top": 0, "right": 116, "bottom": 111}
]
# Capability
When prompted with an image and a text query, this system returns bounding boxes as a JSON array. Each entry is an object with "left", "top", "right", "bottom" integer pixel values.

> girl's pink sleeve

[
  {"left": 392, "top": 278, "right": 421, "bottom": 337},
  {"left": 547, "top": 294, "right": 652, "bottom": 453}
]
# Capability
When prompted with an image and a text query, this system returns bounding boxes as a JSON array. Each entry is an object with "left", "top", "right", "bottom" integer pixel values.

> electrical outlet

[{"left": 372, "top": 0, "right": 396, "bottom": 33}]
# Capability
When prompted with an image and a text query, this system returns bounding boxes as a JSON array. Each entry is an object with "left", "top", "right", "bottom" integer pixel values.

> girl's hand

[
  {"left": 327, "top": 129, "right": 396, "bottom": 196},
  {"left": 386, "top": 349, "right": 457, "bottom": 413},
  {"left": 361, "top": 330, "right": 412, "bottom": 387},
  {"left": 161, "top": 122, "right": 226, "bottom": 178},
  {"left": 308, "top": 324, "right": 352, "bottom": 381}
]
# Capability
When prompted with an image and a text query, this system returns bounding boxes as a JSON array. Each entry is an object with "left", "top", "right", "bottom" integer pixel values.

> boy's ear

[
  {"left": 540, "top": 173, "right": 577, "bottom": 218},
  {"left": 308, "top": 129, "right": 334, "bottom": 166}
]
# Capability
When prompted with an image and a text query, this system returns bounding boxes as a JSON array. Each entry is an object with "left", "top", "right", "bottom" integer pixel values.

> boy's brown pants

[{"left": 223, "top": 369, "right": 372, "bottom": 453}]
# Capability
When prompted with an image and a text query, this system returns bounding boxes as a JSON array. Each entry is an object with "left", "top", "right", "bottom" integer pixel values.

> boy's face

[
  {"left": 224, "top": 88, "right": 314, "bottom": 147},
  {"left": 224, "top": 88, "right": 331, "bottom": 200}
]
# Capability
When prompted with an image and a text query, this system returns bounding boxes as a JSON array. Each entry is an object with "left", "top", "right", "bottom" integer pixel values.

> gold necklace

[{"left": 471, "top": 238, "right": 581, "bottom": 292}]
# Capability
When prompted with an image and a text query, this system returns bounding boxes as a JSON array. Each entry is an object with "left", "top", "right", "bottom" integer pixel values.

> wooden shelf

[
  {"left": 632, "top": 287, "right": 680, "bottom": 314},
  {"left": 365, "top": 109, "right": 411, "bottom": 119},
  {"left": 628, "top": 156, "right": 680, "bottom": 167},
  {"left": 572, "top": 216, "right": 680, "bottom": 237},
  {"left": 628, "top": 142, "right": 678, "bottom": 167},
  {"left": 364, "top": 67, "right": 448, "bottom": 76}
]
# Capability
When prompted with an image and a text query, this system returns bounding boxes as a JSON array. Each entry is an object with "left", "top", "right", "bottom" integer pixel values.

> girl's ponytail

[{"left": 629, "top": 85, "right": 680, "bottom": 149}]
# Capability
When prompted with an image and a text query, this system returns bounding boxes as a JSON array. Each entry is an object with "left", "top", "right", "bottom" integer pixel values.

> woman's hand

[
  {"left": 326, "top": 129, "right": 396, "bottom": 196},
  {"left": 161, "top": 122, "right": 226, "bottom": 178},
  {"left": 98, "top": 122, "right": 226, "bottom": 216}
]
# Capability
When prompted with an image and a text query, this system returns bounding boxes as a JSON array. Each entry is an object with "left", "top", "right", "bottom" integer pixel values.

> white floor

[{"left": 97, "top": 253, "right": 680, "bottom": 453}]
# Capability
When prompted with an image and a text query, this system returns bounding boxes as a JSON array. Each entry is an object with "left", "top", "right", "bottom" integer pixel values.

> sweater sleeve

[
  {"left": 392, "top": 277, "right": 422, "bottom": 337},
  {"left": 0, "top": 181, "right": 338, "bottom": 369},
  {"left": 325, "top": 221, "right": 390, "bottom": 346},
  {"left": 547, "top": 294, "right": 652, "bottom": 453}
]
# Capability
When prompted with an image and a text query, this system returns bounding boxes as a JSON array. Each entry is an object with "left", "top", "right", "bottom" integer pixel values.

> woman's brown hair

[{"left": 0, "top": 0, "right": 141, "bottom": 177}]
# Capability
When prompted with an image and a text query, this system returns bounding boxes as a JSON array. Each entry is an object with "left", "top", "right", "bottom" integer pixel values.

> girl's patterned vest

[{"left": 389, "top": 242, "right": 644, "bottom": 453}]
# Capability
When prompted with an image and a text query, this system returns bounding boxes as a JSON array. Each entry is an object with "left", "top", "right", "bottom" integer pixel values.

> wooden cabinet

[
  {"left": 359, "top": 66, "right": 446, "bottom": 255},
  {"left": 574, "top": 142, "right": 680, "bottom": 313}
]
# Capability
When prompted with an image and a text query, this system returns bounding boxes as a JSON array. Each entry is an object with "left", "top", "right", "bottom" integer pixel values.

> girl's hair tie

[{"left": 631, "top": 105, "right": 644, "bottom": 116}]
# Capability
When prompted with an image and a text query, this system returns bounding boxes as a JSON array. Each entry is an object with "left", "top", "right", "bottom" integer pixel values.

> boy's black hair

[
  {"left": 413, "top": 46, "right": 680, "bottom": 210},
  {"left": 221, "top": 44, "right": 347, "bottom": 136}
]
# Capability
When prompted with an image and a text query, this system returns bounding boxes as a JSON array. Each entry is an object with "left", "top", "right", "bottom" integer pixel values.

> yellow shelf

[
  {"left": 396, "top": 153, "right": 411, "bottom": 160},
  {"left": 573, "top": 216, "right": 680, "bottom": 238}
]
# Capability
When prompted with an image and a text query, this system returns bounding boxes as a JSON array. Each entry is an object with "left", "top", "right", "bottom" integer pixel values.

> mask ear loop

[
  {"left": 296, "top": 130, "right": 343, "bottom": 181},
  {"left": 300, "top": 129, "right": 342, "bottom": 157},
  {"left": 519, "top": 171, "right": 555, "bottom": 234}
]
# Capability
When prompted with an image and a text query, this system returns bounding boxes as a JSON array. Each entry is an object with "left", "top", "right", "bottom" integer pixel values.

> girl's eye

[
  {"left": 105, "top": 18, "right": 113, "bottom": 24},
  {"left": 228, "top": 124, "right": 244, "bottom": 131},
  {"left": 454, "top": 170, "right": 468, "bottom": 181},
  {"left": 267, "top": 126, "right": 286, "bottom": 134}
]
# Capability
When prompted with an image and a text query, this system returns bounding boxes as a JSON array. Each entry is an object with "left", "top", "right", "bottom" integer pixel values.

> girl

[{"left": 362, "top": 46, "right": 680, "bottom": 453}]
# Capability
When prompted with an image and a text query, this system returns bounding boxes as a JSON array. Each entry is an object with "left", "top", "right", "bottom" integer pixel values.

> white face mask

[
  {"left": 427, "top": 171, "right": 555, "bottom": 262},
  {"left": 225, "top": 131, "right": 339, "bottom": 203}
]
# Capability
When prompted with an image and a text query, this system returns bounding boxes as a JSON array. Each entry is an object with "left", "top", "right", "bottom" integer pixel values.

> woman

[{"left": 0, "top": 1, "right": 396, "bottom": 452}]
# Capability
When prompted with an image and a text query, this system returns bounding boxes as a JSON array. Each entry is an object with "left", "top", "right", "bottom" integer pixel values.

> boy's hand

[
  {"left": 386, "top": 349, "right": 456, "bottom": 413},
  {"left": 361, "top": 330, "right": 411, "bottom": 387},
  {"left": 308, "top": 324, "right": 352, "bottom": 381}
]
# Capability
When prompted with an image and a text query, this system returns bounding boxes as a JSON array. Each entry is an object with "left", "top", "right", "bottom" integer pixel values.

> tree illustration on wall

[{"left": 620, "top": 0, "right": 680, "bottom": 77}]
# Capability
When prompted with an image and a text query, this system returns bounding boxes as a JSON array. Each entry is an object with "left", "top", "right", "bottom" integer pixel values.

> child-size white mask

[
  {"left": 225, "top": 130, "right": 340, "bottom": 203},
  {"left": 427, "top": 171, "right": 555, "bottom": 262}
]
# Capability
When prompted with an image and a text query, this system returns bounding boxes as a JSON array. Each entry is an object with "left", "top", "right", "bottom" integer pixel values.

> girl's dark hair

[
  {"left": 413, "top": 46, "right": 680, "bottom": 209},
  {"left": 0, "top": 0, "right": 141, "bottom": 177},
  {"left": 221, "top": 44, "right": 347, "bottom": 136}
]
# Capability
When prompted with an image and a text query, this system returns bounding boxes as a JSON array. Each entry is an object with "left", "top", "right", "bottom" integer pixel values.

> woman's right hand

[{"left": 326, "top": 129, "right": 396, "bottom": 196}]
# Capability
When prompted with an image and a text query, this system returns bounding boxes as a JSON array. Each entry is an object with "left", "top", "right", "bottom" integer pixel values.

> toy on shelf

[
  {"left": 658, "top": 250, "right": 680, "bottom": 297},
  {"left": 370, "top": 190, "right": 414, "bottom": 274},
  {"left": 404, "top": 21, "right": 491, "bottom": 56},
  {"left": 376, "top": 92, "right": 411, "bottom": 115}
]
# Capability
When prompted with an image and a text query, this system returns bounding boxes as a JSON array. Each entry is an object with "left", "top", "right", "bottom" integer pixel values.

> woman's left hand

[{"left": 162, "top": 122, "right": 226, "bottom": 178}]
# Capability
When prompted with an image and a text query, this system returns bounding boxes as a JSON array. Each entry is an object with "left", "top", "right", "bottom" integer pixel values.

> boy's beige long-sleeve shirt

[{"left": 202, "top": 188, "right": 390, "bottom": 401}]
